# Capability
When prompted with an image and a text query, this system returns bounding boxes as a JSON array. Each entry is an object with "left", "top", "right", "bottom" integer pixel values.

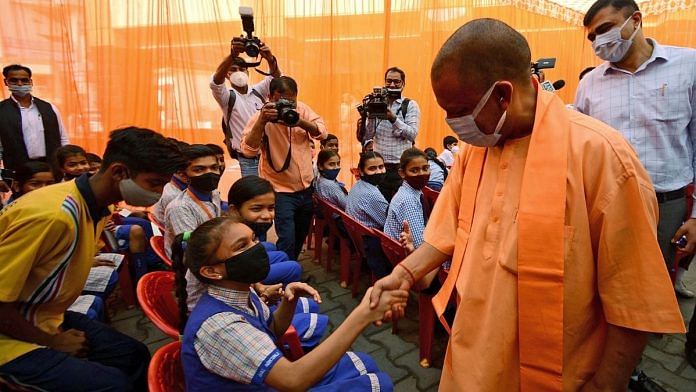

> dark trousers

[
  {"left": 379, "top": 164, "right": 402, "bottom": 202},
  {"left": 275, "top": 188, "right": 314, "bottom": 260},
  {"left": 363, "top": 236, "right": 393, "bottom": 279},
  {"left": 0, "top": 311, "right": 150, "bottom": 391},
  {"left": 657, "top": 197, "right": 687, "bottom": 275}
]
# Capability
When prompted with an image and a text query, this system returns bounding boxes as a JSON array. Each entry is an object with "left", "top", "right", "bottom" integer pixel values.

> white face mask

[
  {"left": 9, "top": 85, "right": 32, "bottom": 97},
  {"left": 445, "top": 82, "right": 507, "bottom": 147},
  {"left": 230, "top": 71, "right": 249, "bottom": 88},
  {"left": 450, "top": 145, "right": 460, "bottom": 154},
  {"left": 119, "top": 178, "right": 162, "bottom": 206},
  {"left": 592, "top": 14, "right": 640, "bottom": 63}
]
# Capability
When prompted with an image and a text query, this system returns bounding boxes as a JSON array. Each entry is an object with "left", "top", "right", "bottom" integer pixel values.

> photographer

[
  {"left": 210, "top": 38, "right": 281, "bottom": 177},
  {"left": 363, "top": 67, "right": 421, "bottom": 201},
  {"left": 241, "top": 76, "right": 327, "bottom": 260}
]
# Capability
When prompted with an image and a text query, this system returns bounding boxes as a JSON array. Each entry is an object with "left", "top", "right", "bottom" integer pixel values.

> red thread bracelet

[{"left": 397, "top": 263, "right": 416, "bottom": 285}]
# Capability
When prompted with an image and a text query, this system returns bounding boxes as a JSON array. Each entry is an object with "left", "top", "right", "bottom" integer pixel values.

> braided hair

[{"left": 171, "top": 215, "right": 242, "bottom": 333}]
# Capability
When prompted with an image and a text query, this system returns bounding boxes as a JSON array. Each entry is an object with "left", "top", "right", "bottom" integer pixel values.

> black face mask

[
  {"left": 222, "top": 242, "right": 270, "bottom": 284},
  {"left": 362, "top": 172, "right": 386, "bottom": 186},
  {"left": 404, "top": 174, "right": 430, "bottom": 190},
  {"left": 189, "top": 172, "right": 221, "bottom": 193},
  {"left": 245, "top": 221, "right": 273, "bottom": 239}
]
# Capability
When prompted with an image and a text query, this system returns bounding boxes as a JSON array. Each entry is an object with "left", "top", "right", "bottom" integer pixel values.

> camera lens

[
  {"left": 245, "top": 41, "right": 260, "bottom": 57},
  {"left": 280, "top": 108, "right": 299, "bottom": 125}
]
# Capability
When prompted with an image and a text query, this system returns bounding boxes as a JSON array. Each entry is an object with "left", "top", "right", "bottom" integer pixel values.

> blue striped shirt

[
  {"left": 575, "top": 40, "right": 696, "bottom": 209},
  {"left": 384, "top": 181, "right": 425, "bottom": 248},
  {"left": 314, "top": 175, "right": 347, "bottom": 209},
  {"left": 346, "top": 180, "right": 388, "bottom": 230}
]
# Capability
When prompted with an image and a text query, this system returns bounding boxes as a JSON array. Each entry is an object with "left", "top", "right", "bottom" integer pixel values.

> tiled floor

[{"left": 112, "top": 243, "right": 696, "bottom": 391}]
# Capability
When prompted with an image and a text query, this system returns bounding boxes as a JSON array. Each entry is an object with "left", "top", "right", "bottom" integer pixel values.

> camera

[
  {"left": 531, "top": 57, "right": 556, "bottom": 78},
  {"left": 273, "top": 98, "right": 300, "bottom": 125},
  {"left": 356, "top": 87, "right": 390, "bottom": 119},
  {"left": 238, "top": 6, "right": 262, "bottom": 58}
]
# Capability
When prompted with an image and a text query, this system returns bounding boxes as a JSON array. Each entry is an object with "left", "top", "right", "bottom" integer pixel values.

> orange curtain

[{"left": 1, "top": 0, "right": 694, "bottom": 187}]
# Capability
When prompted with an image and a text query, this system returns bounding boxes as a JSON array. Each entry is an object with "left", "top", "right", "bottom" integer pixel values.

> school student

[
  {"left": 0, "top": 126, "right": 184, "bottom": 391},
  {"left": 86, "top": 153, "right": 102, "bottom": 175},
  {"left": 227, "top": 175, "right": 304, "bottom": 286},
  {"left": 384, "top": 147, "right": 433, "bottom": 253},
  {"left": 346, "top": 152, "right": 392, "bottom": 278},
  {"left": 205, "top": 143, "right": 226, "bottom": 175},
  {"left": 6, "top": 161, "right": 55, "bottom": 204},
  {"left": 314, "top": 149, "right": 347, "bottom": 209},
  {"left": 424, "top": 147, "right": 447, "bottom": 191},
  {"left": 437, "top": 135, "right": 458, "bottom": 168},
  {"left": 176, "top": 216, "right": 403, "bottom": 391},
  {"left": 53, "top": 144, "right": 90, "bottom": 181}
]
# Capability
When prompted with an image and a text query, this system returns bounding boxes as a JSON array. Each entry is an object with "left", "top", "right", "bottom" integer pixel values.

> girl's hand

[
  {"left": 257, "top": 283, "right": 283, "bottom": 305},
  {"left": 399, "top": 220, "right": 415, "bottom": 254},
  {"left": 283, "top": 282, "right": 321, "bottom": 303},
  {"left": 358, "top": 287, "right": 409, "bottom": 324}
]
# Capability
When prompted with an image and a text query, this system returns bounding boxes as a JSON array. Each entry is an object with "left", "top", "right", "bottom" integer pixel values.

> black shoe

[
  {"left": 628, "top": 371, "right": 667, "bottom": 392},
  {"left": 686, "top": 346, "right": 696, "bottom": 370}
]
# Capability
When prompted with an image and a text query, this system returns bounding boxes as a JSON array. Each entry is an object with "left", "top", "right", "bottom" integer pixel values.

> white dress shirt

[
  {"left": 0, "top": 95, "right": 68, "bottom": 163},
  {"left": 364, "top": 98, "right": 421, "bottom": 164}
]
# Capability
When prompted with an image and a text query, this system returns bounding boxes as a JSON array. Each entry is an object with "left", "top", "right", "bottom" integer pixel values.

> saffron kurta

[{"left": 425, "top": 89, "right": 685, "bottom": 391}]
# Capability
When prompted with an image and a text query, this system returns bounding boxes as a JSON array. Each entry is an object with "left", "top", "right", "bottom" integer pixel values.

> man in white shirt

[
  {"left": 210, "top": 39, "right": 281, "bottom": 177},
  {"left": 0, "top": 64, "right": 69, "bottom": 174}
]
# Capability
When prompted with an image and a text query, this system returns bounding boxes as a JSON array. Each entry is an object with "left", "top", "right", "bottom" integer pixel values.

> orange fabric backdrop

[{"left": 1, "top": 0, "right": 694, "bottom": 187}]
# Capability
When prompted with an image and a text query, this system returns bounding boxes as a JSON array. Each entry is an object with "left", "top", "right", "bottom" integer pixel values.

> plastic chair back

[
  {"left": 279, "top": 325, "right": 305, "bottom": 361},
  {"left": 150, "top": 235, "right": 173, "bottom": 268},
  {"left": 137, "top": 271, "right": 180, "bottom": 339},
  {"left": 422, "top": 186, "right": 440, "bottom": 207},
  {"left": 373, "top": 229, "right": 406, "bottom": 267},
  {"left": 148, "top": 340, "right": 185, "bottom": 392}
]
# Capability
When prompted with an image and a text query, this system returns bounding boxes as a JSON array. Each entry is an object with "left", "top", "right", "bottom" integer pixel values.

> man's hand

[
  {"left": 258, "top": 283, "right": 284, "bottom": 305},
  {"left": 283, "top": 282, "right": 322, "bottom": 304},
  {"left": 386, "top": 108, "right": 397, "bottom": 123},
  {"left": 399, "top": 220, "right": 415, "bottom": 254},
  {"left": 259, "top": 43, "right": 274, "bottom": 62},
  {"left": 673, "top": 218, "right": 696, "bottom": 254},
  {"left": 48, "top": 329, "right": 88, "bottom": 357},
  {"left": 369, "top": 267, "right": 413, "bottom": 325},
  {"left": 355, "top": 287, "right": 409, "bottom": 325},
  {"left": 258, "top": 102, "right": 278, "bottom": 124},
  {"left": 230, "top": 37, "right": 247, "bottom": 57}
]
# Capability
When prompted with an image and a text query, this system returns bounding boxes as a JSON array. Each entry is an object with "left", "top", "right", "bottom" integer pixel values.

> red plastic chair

[
  {"left": 278, "top": 325, "right": 305, "bottom": 361},
  {"left": 148, "top": 212, "right": 166, "bottom": 233},
  {"left": 335, "top": 209, "right": 377, "bottom": 298},
  {"left": 310, "top": 201, "right": 329, "bottom": 265},
  {"left": 150, "top": 235, "right": 173, "bottom": 268},
  {"left": 422, "top": 186, "right": 440, "bottom": 207},
  {"left": 137, "top": 271, "right": 180, "bottom": 340},
  {"left": 148, "top": 340, "right": 185, "bottom": 392},
  {"left": 673, "top": 183, "right": 695, "bottom": 283},
  {"left": 373, "top": 229, "right": 437, "bottom": 368},
  {"left": 315, "top": 197, "right": 352, "bottom": 288}
]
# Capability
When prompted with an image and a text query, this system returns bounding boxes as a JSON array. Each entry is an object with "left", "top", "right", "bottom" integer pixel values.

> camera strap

[{"left": 262, "top": 126, "right": 293, "bottom": 173}]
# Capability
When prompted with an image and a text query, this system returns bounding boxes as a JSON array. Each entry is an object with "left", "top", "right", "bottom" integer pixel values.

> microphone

[{"left": 552, "top": 80, "right": 566, "bottom": 91}]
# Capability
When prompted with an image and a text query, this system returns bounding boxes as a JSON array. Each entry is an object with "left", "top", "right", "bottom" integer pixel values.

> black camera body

[
  {"left": 239, "top": 6, "right": 262, "bottom": 58},
  {"left": 531, "top": 57, "right": 556, "bottom": 78},
  {"left": 273, "top": 99, "right": 300, "bottom": 125},
  {"left": 357, "top": 87, "right": 390, "bottom": 119}
]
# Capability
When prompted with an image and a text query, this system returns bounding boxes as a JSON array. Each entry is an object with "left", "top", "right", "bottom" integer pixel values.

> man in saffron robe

[{"left": 370, "top": 18, "right": 685, "bottom": 391}]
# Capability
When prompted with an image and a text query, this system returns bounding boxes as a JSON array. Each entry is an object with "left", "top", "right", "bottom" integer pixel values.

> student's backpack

[
  {"left": 355, "top": 98, "right": 410, "bottom": 144},
  {"left": 221, "top": 89, "right": 265, "bottom": 158}
]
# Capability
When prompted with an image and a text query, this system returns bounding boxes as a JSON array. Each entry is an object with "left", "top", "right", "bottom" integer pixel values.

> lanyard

[{"left": 187, "top": 189, "right": 215, "bottom": 220}]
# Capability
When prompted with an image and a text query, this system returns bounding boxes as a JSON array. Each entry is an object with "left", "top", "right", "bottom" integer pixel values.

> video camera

[
  {"left": 272, "top": 98, "right": 300, "bottom": 125},
  {"left": 531, "top": 57, "right": 556, "bottom": 78},
  {"left": 238, "top": 6, "right": 262, "bottom": 58},
  {"left": 356, "top": 87, "right": 401, "bottom": 120}
]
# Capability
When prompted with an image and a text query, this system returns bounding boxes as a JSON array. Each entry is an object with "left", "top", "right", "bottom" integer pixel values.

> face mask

[
  {"left": 450, "top": 145, "right": 460, "bottom": 154},
  {"left": 592, "top": 14, "right": 640, "bottom": 63},
  {"left": 245, "top": 221, "right": 273, "bottom": 239},
  {"left": 9, "top": 85, "right": 32, "bottom": 97},
  {"left": 320, "top": 168, "right": 340, "bottom": 181},
  {"left": 189, "top": 172, "right": 221, "bottom": 193},
  {"left": 404, "top": 174, "right": 430, "bottom": 190},
  {"left": 222, "top": 242, "right": 270, "bottom": 284},
  {"left": 386, "top": 88, "right": 402, "bottom": 99},
  {"left": 445, "top": 82, "right": 507, "bottom": 147},
  {"left": 230, "top": 71, "right": 249, "bottom": 88},
  {"left": 119, "top": 178, "right": 162, "bottom": 206},
  {"left": 362, "top": 172, "right": 386, "bottom": 186}
]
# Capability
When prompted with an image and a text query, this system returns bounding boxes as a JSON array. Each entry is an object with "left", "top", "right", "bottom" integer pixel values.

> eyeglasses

[
  {"left": 385, "top": 79, "right": 403, "bottom": 87},
  {"left": 7, "top": 77, "right": 31, "bottom": 84}
]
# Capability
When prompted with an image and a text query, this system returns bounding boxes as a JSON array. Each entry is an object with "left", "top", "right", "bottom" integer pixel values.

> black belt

[{"left": 656, "top": 187, "right": 685, "bottom": 204}]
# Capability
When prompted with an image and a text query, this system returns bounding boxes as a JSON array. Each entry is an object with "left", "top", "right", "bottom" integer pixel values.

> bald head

[{"left": 432, "top": 19, "right": 531, "bottom": 92}]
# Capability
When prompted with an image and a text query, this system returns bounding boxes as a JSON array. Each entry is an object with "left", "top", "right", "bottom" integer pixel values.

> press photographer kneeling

[{"left": 241, "top": 76, "right": 327, "bottom": 260}]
